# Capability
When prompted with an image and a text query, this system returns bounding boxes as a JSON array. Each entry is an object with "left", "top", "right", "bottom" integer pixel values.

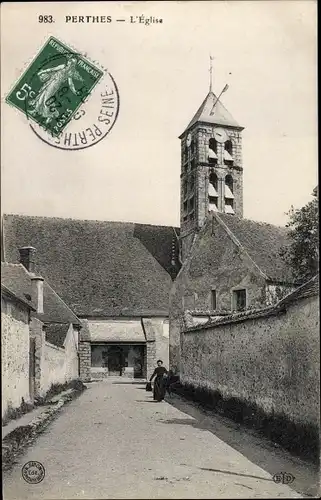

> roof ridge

[
  {"left": 3, "top": 213, "right": 179, "bottom": 229},
  {"left": 220, "top": 213, "right": 288, "bottom": 231}
]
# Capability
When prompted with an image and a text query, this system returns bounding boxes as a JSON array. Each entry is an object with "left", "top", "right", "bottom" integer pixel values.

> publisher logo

[{"left": 22, "top": 461, "right": 45, "bottom": 484}]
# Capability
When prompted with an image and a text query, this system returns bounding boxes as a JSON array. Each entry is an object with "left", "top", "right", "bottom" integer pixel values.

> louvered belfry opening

[
  {"left": 224, "top": 174, "right": 235, "bottom": 214},
  {"left": 208, "top": 171, "right": 219, "bottom": 212}
]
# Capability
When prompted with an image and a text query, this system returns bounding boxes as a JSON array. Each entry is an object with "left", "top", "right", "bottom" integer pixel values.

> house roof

[
  {"left": 180, "top": 91, "right": 242, "bottom": 137},
  {"left": 277, "top": 275, "right": 319, "bottom": 307},
  {"left": 215, "top": 213, "right": 295, "bottom": 283},
  {"left": 45, "top": 323, "right": 70, "bottom": 348},
  {"left": 39, "top": 281, "right": 81, "bottom": 326},
  {"left": 2, "top": 214, "right": 180, "bottom": 317},
  {"left": 1, "top": 261, "right": 81, "bottom": 325},
  {"left": 1, "top": 262, "right": 35, "bottom": 310}
]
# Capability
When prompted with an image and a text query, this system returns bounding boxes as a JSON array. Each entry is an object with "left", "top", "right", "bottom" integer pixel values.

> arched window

[
  {"left": 225, "top": 174, "right": 233, "bottom": 192},
  {"left": 208, "top": 138, "right": 218, "bottom": 164},
  {"left": 209, "top": 172, "right": 218, "bottom": 191},
  {"left": 208, "top": 171, "right": 218, "bottom": 212},
  {"left": 224, "top": 140, "right": 233, "bottom": 164},
  {"left": 224, "top": 175, "right": 235, "bottom": 214}
]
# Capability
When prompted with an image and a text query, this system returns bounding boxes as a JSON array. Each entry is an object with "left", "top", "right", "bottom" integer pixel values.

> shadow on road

[
  {"left": 135, "top": 400, "right": 160, "bottom": 403},
  {"left": 112, "top": 381, "right": 146, "bottom": 385},
  {"left": 198, "top": 467, "right": 273, "bottom": 483},
  {"left": 162, "top": 395, "right": 319, "bottom": 498}
]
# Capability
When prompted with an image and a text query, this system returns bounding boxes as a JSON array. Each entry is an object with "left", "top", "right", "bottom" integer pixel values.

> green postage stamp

[{"left": 5, "top": 36, "right": 104, "bottom": 137}]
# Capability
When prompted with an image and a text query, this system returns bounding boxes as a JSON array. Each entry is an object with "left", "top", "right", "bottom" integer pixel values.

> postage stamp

[
  {"left": 5, "top": 36, "right": 118, "bottom": 145},
  {"left": 30, "top": 68, "right": 120, "bottom": 151}
]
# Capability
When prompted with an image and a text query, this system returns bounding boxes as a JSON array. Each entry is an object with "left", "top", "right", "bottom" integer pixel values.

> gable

[
  {"left": 215, "top": 213, "right": 295, "bottom": 283},
  {"left": 174, "top": 217, "right": 267, "bottom": 312},
  {"left": 1, "top": 262, "right": 35, "bottom": 309}
]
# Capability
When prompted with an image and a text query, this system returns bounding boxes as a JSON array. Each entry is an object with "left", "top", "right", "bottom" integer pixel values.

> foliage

[{"left": 280, "top": 190, "right": 319, "bottom": 282}]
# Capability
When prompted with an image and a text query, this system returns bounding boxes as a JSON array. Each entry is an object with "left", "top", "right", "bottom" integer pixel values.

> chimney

[
  {"left": 19, "top": 246, "right": 36, "bottom": 273},
  {"left": 31, "top": 276, "right": 44, "bottom": 314}
]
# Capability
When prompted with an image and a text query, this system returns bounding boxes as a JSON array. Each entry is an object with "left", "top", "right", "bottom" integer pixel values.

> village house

[
  {"left": 1, "top": 249, "right": 81, "bottom": 419},
  {"left": 2, "top": 219, "right": 180, "bottom": 382}
]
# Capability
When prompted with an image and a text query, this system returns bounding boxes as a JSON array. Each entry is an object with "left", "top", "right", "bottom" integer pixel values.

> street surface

[{"left": 3, "top": 379, "right": 318, "bottom": 499}]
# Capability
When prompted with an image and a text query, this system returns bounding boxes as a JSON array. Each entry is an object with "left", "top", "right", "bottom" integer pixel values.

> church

[
  {"left": 2, "top": 77, "right": 297, "bottom": 381},
  {"left": 169, "top": 86, "right": 297, "bottom": 374}
]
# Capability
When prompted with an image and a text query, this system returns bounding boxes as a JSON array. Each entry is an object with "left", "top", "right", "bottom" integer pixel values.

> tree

[{"left": 280, "top": 187, "right": 319, "bottom": 283}]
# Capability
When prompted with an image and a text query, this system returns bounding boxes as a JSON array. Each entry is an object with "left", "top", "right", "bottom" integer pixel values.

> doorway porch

[{"left": 91, "top": 343, "right": 146, "bottom": 379}]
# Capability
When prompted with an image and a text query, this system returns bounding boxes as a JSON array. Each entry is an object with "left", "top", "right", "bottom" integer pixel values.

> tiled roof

[
  {"left": 181, "top": 91, "right": 242, "bottom": 136},
  {"left": 215, "top": 213, "right": 295, "bottom": 283},
  {"left": 1, "top": 262, "right": 35, "bottom": 309},
  {"left": 185, "top": 304, "right": 283, "bottom": 332},
  {"left": 39, "top": 281, "right": 81, "bottom": 326},
  {"left": 2, "top": 214, "right": 180, "bottom": 317},
  {"left": 45, "top": 323, "right": 70, "bottom": 348},
  {"left": 277, "top": 275, "right": 319, "bottom": 307},
  {"left": 1, "top": 262, "right": 80, "bottom": 325},
  {"left": 90, "top": 319, "right": 145, "bottom": 343}
]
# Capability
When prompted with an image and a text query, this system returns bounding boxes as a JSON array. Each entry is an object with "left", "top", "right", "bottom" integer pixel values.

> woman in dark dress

[{"left": 149, "top": 360, "right": 168, "bottom": 401}]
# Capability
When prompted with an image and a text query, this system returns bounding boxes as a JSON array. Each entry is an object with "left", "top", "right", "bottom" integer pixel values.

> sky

[{"left": 1, "top": 1, "right": 317, "bottom": 227}]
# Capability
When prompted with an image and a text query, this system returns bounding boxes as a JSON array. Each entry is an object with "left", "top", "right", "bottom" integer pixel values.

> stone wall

[
  {"left": 41, "top": 342, "right": 66, "bottom": 395},
  {"left": 39, "top": 325, "right": 79, "bottom": 395},
  {"left": 170, "top": 217, "right": 267, "bottom": 373},
  {"left": 143, "top": 317, "right": 169, "bottom": 377},
  {"left": 79, "top": 341, "right": 91, "bottom": 382},
  {"left": 31, "top": 319, "right": 80, "bottom": 396},
  {"left": 180, "top": 295, "right": 320, "bottom": 449},
  {"left": 1, "top": 304, "right": 30, "bottom": 417}
]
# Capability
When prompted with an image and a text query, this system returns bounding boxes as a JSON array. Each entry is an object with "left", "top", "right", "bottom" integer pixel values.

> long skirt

[{"left": 153, "top": 376, "right": 166, "bottom": 401}]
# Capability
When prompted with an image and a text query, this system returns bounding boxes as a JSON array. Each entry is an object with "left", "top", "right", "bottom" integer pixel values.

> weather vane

[{"left": 209, "top": 54, "right": 214, "bottom": 92}]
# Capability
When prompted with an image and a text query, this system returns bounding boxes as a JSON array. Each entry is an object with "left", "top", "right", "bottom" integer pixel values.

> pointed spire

[{"left": 179, "top": 92, "right": 242, "bottom": 138}]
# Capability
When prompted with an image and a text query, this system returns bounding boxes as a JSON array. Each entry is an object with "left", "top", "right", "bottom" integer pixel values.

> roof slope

[
  {"left": 3, "top": 214, "right": 178, "bottom": 317},
  {"left": 215, "top": 213, "right": 295, "bottom": 283},
  {"left": 45, "top": 323, "right": 70, "bottom": 348},
  {"left": 1, "top": 262, "right": 34, "bottom": 309},
  {"left": 278, "top": 275, "right": 319, "bottom": 307},
  {"left": 1, "top": 261, "right": 81, "bottom": 324},
  {"left": 181, "top": 91, "right": 242, "bottom": 136},
  {"left": 133, "top": 223, "right": 179, "bottom": 279},
  {"left": 39, "top": 282, "right": 81, "bottom": 325}
]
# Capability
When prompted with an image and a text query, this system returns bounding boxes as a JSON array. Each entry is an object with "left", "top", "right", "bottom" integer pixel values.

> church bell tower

[{"left": 179, "top": 79, "right": 244, "bottom": 261}]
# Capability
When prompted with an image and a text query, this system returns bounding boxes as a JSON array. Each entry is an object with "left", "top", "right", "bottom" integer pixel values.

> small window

[
  {"left": 233, "top": 289, "right": 246, "bottom": 311},
  {"left": 190, "top": 173, "right": 195, "bottom": 190},
  {"left": 211, "top": 290, "right": 217, "bottom": 310}
]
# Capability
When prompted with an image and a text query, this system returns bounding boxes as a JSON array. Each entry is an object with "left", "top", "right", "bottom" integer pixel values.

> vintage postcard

[{"left": 1, "top": 1, "right": 319, "bottom": 499}]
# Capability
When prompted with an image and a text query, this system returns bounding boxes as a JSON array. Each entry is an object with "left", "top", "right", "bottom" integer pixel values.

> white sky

[{"left": 1, "top": 1, "right": 318, "bottom": 227}]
